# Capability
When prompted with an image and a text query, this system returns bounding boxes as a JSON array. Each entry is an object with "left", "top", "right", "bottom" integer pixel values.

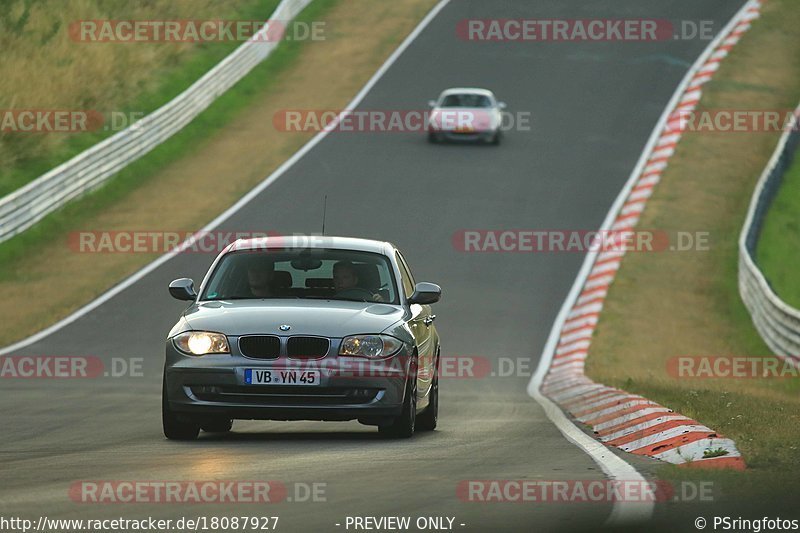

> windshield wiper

[{"left": 301, "top": 295, "right": 370, "bottom": 303}]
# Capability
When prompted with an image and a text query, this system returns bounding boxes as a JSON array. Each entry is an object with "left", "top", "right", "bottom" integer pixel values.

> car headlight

[
  {"left": 339, "top": 335, "right": 403, "bottom": 359},
  {"left": 173, "top": 331, "right": 230, "bottom": 356}
]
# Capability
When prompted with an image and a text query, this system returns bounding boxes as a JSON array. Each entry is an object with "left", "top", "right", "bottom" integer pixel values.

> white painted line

[
  {"left": 528, "top": 387, "right": 653, "bottom": 524},
  {"left": 0, "top": 0, "right": 453, "bottom": 357}
]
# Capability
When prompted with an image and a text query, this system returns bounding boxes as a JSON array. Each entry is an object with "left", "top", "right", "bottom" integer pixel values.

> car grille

[
  {"left": 190, "top": 385, "right": 380, "bottom": 406},
  {"left": 239, "top": 335, "right": 281, "bottom": 359},
  {"left": 287, "top": 336, "right": 329, "bottom": 359}
]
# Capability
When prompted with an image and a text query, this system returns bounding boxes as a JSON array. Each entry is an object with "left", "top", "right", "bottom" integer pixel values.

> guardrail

[
  {"left": 0, "top": 0, "right": 312, "bottom": 244},
  {"left": 738, "top": 104, "right": 800, "bottom": 360}
]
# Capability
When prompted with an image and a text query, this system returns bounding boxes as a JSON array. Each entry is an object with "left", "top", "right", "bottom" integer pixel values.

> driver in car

[
  {"left": 333, "top": 261, "right": 382, "bottom": 302},
  {"left": 247, "top": 257, "right": 275, "bottom": 298}
]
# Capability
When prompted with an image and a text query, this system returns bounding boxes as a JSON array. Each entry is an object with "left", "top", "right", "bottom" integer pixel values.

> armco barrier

[
  {"left": 0, "top": 0, "right": 312, "bottom": 244},
  {"left": 739, "top": 105, "right": 800, "bottom": 362}
]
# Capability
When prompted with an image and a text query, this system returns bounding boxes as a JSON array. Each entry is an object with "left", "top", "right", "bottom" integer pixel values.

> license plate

[{"left": 245, "top": 368, "right": 320, "bottom": 386}]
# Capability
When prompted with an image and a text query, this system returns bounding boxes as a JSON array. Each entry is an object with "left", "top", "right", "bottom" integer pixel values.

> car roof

[
  {"left": 439, "top": 87, "right": 495, "bottom": 97},
  {"left": 227, "top": 235, "right": 395, "bottom": 255}
]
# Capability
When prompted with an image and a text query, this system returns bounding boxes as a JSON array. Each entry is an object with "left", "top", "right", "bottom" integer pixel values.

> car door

[{"left": 396, "top": 252, "right": 436, "bottom": 409}]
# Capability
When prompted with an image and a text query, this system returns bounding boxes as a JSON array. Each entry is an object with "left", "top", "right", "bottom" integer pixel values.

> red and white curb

[{"left": 538, "top": 1, "right": 763, "bottom": 472}]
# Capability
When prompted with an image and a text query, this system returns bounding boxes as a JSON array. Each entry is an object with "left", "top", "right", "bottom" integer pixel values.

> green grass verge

[
  {"left": 0, "top": 0, "right": 337, "bottom": 283},
  {"left": 756, "top": 152, "right": 800, "bottom": 308},
  {"left": 0, "top": 0, "right": 280, "bottom": 196}
]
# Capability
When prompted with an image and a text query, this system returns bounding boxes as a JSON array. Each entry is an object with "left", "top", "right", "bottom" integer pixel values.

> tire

[
  {"left": 427, "top": 131, "right": 439, "bottom": 144},
  {"left": 379, "top": 357, "right": 417, "bottom": 438},
  {"left": 490, "top": 130, "right": 501, "bottom": 145},
  {"left": 162, "top": 373, "right": 199, "bottom": 441},
  {"left": 201, "top": 418, "right": 233, "bottom": 433},
  {"left": 417, "top": 354, "right": 439, "bottom": 431}
]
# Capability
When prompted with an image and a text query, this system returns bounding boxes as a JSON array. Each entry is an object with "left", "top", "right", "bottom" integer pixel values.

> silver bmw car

[{"left": 162, "top": 236, "right": 441, "bottom": 440}]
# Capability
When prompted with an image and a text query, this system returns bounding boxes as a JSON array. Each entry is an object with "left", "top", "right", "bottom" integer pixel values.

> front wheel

[
  {"left": 162, "top": 374, "right": 199, "bottom": 441},
  {"left": 417, "top": 356, "right": 438, "bottom": 431},
  {"left": 379, "top": 359, "right": 417, "bottom": 438}
]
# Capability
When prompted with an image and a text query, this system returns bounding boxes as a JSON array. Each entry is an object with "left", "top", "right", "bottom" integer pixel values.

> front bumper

[
  {"left": 430, "top": 128, "right": 497, "bottom": 142},
  {"left": 164, "top": 339, "right": 410, "bottom": 423}
]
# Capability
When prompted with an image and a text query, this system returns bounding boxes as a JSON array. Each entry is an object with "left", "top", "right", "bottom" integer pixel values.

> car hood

[{"left": 182, "top": 299, "right": 405, "bottom": 337}]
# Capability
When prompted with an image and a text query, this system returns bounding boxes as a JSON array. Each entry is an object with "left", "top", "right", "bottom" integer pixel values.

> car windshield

[
  {"left": 201, "top": 249, "right": 399, "bottom": 304},
  {"left": 439, "top": 93, "right": 492, "bottom": 108}
]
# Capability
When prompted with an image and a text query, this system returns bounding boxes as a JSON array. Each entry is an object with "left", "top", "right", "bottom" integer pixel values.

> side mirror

[
  {"left": 427, "top": 100, "right": 437, "bottom": 108},
  {"left": 498, "top": 101, "right": 507, "bottom": 110},
  {"left": 169, "top": 278, "right": 197, "bottom": 301},
  {"left": 408, "top": 282, "right": 441, "bottom": 305}
]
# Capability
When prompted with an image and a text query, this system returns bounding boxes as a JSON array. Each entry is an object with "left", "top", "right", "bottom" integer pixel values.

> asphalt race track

[{"left": 0, "top": 1, "right": 746, "bottom": 531}]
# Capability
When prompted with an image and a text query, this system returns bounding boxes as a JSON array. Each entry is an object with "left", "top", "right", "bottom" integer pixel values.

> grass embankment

[
  {"left": 0, "top": 0, "right": 438, "bottom": 346},
  {"left": 0, "top": 0, "right": 282, "bottom": 196},
  {"left": 583, "top": 0, "right": 800, "bottom": 508},
  {"left": 757, "top": 155, "right": 800, "bottom": 308}
]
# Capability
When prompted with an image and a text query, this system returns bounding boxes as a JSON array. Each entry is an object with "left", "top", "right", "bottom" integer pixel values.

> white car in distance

[{"left": 427, "top": 88, "right": 506, "bottom": 145}]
